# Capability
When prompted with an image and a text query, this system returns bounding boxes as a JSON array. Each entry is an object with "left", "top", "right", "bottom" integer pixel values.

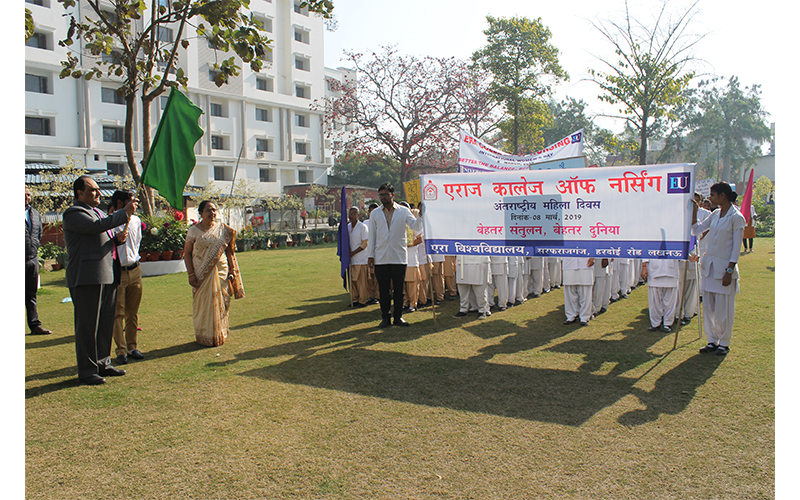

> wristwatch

[{"left": 725, "top": 267, "right": 734, "bottom": 274}]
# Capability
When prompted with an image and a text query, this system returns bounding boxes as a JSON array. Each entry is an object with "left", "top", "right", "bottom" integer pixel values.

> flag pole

[
  {"left": 673, "top": 258, "right": 690, "bottom": 350},
  {"left": 429, "top": 262, "right": 436, "bottom": 326}
]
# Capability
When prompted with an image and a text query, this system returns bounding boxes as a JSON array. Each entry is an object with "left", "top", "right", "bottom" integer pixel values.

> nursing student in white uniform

[
  {"left": 592, "top": 258, "right": 611, "bottom": 316},
  {"left": 453, "top": 255, "right": 492, "bottom": 319},
  {"left": 489, "top": 256, "right": 509, "bottom": 311},
  {"left": 691, "top": 182, "right": 745, "bottom": 356},
  {"left": 641, "top": 258, "right": 680, "bottom": 332},
  {"left": 347, "top": 207, "right": 370, "bottom": 307},
  {"left": 562, "top": 257, "right": 594, "bottom": 326}
]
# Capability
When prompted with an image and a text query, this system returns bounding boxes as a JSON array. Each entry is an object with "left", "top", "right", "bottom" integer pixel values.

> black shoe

[
  {"left": 99, "top": 366, "right": 126, "bottom": 377},
  {"left": 699, "top": 342, "right": 718, "bottom": 353},
  {"left": 680, "top": 317, "right": 691, "bottom": 326},
  {"left": 647, "top": 325, "right": 659, "bottom": 332},
  {"left": 434, "top": 300, "right": 444, "bottom": 305},
  {"left": 115, "top": 354, "right": 128, "bottom": 365},
  {"left": 563, "top": 318, "right": 577, "bottom": 325},
  {"left": 580, "top": 321, "right": 589, "bottom": 327},
  {"left": 378, "top": 318, "right": 392, "bottom": 328},
  {"left": 497, "top": 306, "right": 506, "bottom": 312},
  {"left": 532, "top": 293, "right": 540, "bottom": 298},
  {"left": 542, "top": 289, "right": 550, "bottom": 294},
  {"left": 478, "top": 312, "right": 490, "bottom": 320},
  {"left": 514, "top": 300, "right": 524, "bottom": 306},
  {"left": 79, "top": 375, "right": 106, "bottom": 386},
  {"left": 447, "top": 295, "right": 458, "bottom": 301},
  {"left": 128, "top": 349, "right": 145, "bottom": 360},
  {"left": 715, "top": 345, "right": 730, "bottom": 356},
  {"left": 394, "top": 317, "right": 410, "bottom": 327},
  {"left": 661, "top": 325, "right": 672, "bottom": 333},
  {"left": 609, "top": 297, "right": 618, "bottom": 303},
  {"left": 366, "top": 298, "right": 379, "bottom": 305},
  {"left": 453, "top": 311, "right": 468, "bottom": 318},
  {"left": 553, "top": 285, "right": 561, "bottom": 289},
  {"left": 30, "top": 326, "right": 52, "bottom": 335}
]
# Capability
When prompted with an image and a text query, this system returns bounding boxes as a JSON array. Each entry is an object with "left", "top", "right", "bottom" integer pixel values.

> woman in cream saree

[{"left": 184, "top": 201, "right": 244, "bottom": 347}]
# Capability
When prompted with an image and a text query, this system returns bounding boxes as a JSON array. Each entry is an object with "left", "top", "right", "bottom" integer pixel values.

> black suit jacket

[
  {"left": 63, "top": 201, "right": 128, "bottom": 288},
  {"left": 25, "top": 205, "right": 43, "bottom": 262}
]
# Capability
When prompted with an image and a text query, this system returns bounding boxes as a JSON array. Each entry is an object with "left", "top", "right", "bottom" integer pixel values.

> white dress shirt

[
  {"left": 367, "top": 203, "right": 424, "bottom": 265},
  {"left": 349, "top": 220, "right": 369, "bottom": 266},
  {"left": 114, "top": 213, "right": 142, "bottom": 267}
]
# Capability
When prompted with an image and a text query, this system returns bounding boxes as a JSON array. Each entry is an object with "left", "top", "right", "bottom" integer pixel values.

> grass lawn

[{"left": 25, "top": 239, "right": 775, "bottom": 499}]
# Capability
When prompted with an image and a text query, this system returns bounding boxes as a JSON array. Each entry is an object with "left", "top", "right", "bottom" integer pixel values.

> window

[
  {"left": 160, "top": 95, "right": 169, "bottom": 109},
  {"left": 295, "top": 142, "right": 307, "bottom": 155},
  {"left": 210, "top": 102, "right": 224, "bottom": 117},
  {"left": 294, "top": 29, "right": 309, "bottom": 44},
  {"left": 156, "top": 26, "right": 173, "bottom": 43},
  {"left": 26, "top": 32, "right": 48, "bottom": 50},
  {"left": 214, "top": 166, "right": 226, "bottom": 180},
  {"left": 293, "top": 1, "right": 308, "bottom": 15},
  {"left": 265, "top": 49, "right": 273, "bottom": 63},
  {"left": 255, "top": 108, "right": 272, "bottom": 122},
  {"left": 295, "top": 57, "right": 309, "bottom": 71},
  {"left": 25, "top": 74, "right": 49, "bottom": 94},
  {"left": 102, "top": 50, "right": 122, "bottom": 64},
  {"left": 103, "top": 126, "right": 125, "bottom": 143},
  {"left": 25, "top": 117, "right": 52, "bottom": 136},
  {"left": 295, "top": 85, "right": 309, "bottom": 99},
  {"left": 298, "top": 170, "right": 311, "bottom": 183},
  {"left": 256, "top": 77, "right": 274, "bottom": 92},
  {"left": 157, "top": 60, "right": 177, "bottom": 74},
  {"left": 256, "top": 138, "right": 273, "bottom": 152},
  {"left": 211, "top": 135, "right": 226, "bottom": 150},
  {"left": 209, "top": 70, "right": 219, "bottom": 83},
  {"left": 259, "top": 168, "right": 276, "bottom": 183},
  {"left": 295, "top": 113, "right": 308, "bottom": 127},
  {"left": 26, "top": 0, "right": 46, "bottom": 6},
  {"left": 107, "top": 162, "right": 128, "bottom": 176},
  {"left": 101, "top": 87, "right": 125, "bottom": 104}
]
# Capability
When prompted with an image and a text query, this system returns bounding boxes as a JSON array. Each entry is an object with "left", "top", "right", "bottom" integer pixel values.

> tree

[
  {"left": 588, "top": 0, "right": 704, "bottom": 165},
  {"left": 56, "top": 0, "right": 333, "bottom": 214},
  {"left": 540, "top": 97, "right": 618, "bottom": 167},
  {"left": 28, "top": 156, "right": 88, "bottom": 219},
  {"left": 454, "top": 67, "right": 505, "bottom": 142},
  {"left": 328, "top": 151, "right": 401, "bottom": 189},
  {"left": 322, "top": 46, "right": 466, "bottom": 197},
  {"left": 472, "top": 15, "right": 568, "bottom": 155},
  {"left": 682, "top": 77, "right": 772, "bottom": 182}
]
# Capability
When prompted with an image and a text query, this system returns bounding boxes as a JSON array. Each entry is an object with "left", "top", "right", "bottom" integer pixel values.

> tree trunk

[
  {"left": 513, "top": 98, "right": 519, "bottom": 155},
  {"left": 140, "top": 94, "right": 156, "bottom": 214},
  {"left": 638, "top": 114, "right": 648, "bottom": 166}
]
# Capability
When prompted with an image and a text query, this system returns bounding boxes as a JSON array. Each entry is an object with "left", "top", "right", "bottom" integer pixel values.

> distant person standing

[
  {"left": 25, "top": 187, "right": 51, "bottom": 335},
  {"left": 367, "top": 183, "right": 424, "bottom": 328},
  {"left": 742, "top": 203, "right": 756, "bottom": 252},
  {"left": 300, "top": 209, "right": 307, "bottom": 229},
  {"left": 347, "top": 207, "right": 369, "bottom": 308},
  {"left": 108, "top": 190, "right": 144, "bottom": 364}
]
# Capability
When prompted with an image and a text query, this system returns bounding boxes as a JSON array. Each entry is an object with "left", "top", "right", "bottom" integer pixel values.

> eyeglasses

[{"left": 378, "top": 192, "right": 392, "bottom": 197}]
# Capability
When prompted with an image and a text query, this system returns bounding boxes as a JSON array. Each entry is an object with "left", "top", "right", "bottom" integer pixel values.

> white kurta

[
  {"left": 367, "top": 203, "right": 424, "bottom": 265},
  {"left": 643, "top": 259, "right": 679, "bottom": 327},
  {"left": 348, "top": 220, "right": 369, "bottom": 266},
  {"left": 456, "top": 255, "right": 491, "bottom": 313},
  {"left": 562, "top": 258, "right": 594, "bottom": 322}
]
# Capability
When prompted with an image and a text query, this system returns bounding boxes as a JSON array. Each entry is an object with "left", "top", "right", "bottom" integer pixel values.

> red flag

[{"left": 740, "top": 169, "right": 755, "bottom": 224}]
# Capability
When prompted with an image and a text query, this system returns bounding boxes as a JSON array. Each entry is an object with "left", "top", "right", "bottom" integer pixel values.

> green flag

[{"left": 141, "top": 88, "right": 204, "bottom": 209}]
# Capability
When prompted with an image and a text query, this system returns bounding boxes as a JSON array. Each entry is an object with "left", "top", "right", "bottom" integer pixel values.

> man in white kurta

[
  {"left": 454, "top": 255, "right": 492, "bottom": 319},
  {"left": 526, "top": 257, "right": 545, "bottom": 298},
  {"left": 347, "top": 207, "right": 369, "bottom": 307},
  {"left": 641, "top": 259, "right": 679, "bottom": 332},
  {"left": 562, "top": 257, "right": 594, "bottom": 325},
  {"left": 367, "top": 184, "right": 424, "bottom": 328}
]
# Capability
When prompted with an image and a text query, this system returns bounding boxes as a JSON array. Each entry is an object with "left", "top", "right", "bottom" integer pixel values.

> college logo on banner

[
  {"left": 423, "top": 180, "right": 438, "bottom": 201},
  {"left": 667, "top": 172, "right": 692, "bottom": 194}
]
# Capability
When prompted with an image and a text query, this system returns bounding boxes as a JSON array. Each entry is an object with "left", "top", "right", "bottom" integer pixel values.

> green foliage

[
  {"left": 38, "top": 242, "right": 66, "bottom": 260},
  {"left": 588, "top": 1, "right": 701, "bottom": 165},
  {"left": 329, "top": 152, "right": 400, "bottom": 189},
  {"left": 496, "top": 97, "right": 551, "bottom": 154},
  {"left": 681, "top": 77, "right": 772, "bottom": 182},
  {"left": 25, "top": 8, "right": 35, "bottom": 42},
  {"left": 472, "top": 15, "right": 567, "bottom": 155},
  {"left": 28, "top": 156, "right": 88, "bottom": 219}
]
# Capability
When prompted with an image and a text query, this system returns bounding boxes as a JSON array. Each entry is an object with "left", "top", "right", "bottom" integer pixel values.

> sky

[{"left": 323, "top": 0, "right": 792, "bottom": 138}]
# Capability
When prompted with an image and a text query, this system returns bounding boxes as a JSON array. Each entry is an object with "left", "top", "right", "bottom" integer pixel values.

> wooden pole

[
  {"left": 428, "top": 262, "right": 436, "bottom": 327},
  {"left": 673, "top": 259, "right": 691, "bottom": 350}
]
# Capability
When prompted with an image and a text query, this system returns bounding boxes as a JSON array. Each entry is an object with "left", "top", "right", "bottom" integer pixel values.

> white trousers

[
  {"left": 564, "top": 284, "right": 593, "bottom": 322},
  {"left": 702, "top": 290, "right": 737, "bottom": 347},
  {"left": 548, "top": 259, "right": 562, "bottom": 287},
  {"left": 490, "top": 274, "right": 508, "bottom": 308},
  {"left": 592, "top": 275, "right": 609, "bottom": 314},
  {"left": 529, "top": 267, "right": 544, "bottom": 296},
  {"left": 612, "top": 262, "right": 630, "bottom": 299},
  {"left": 458, "top": 283, "right": 490, "bottom": 314},
  {"left": 681, "top": 278, "right": 699, "bottom": 318},
  {"left": 648, "top": 286, "right": 678, "bottom": 327}
]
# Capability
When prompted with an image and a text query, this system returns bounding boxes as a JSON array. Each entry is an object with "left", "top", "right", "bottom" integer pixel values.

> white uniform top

[
  {"left": 593, "top": 257, "right": 610, "bottom": 276},
  {"left": 348, "top": 220, "right": 369, "bottom": 266},
  {"left": 691, "top": 206, "right": 745, "bottom": 281},
  {"left": 415, "top": 230, "right": 427, "bottom": 265},
  {"left": 643, "top": 259, "right": 679, "bottom": 287},
  {"left": 561, "top": 257, "right": 594, "bottom": 285},
  {"left": 367, "top": 203, "right": 424, "bottom": 265},
  {"left": 490, "top": 256, "right": 508, "bottom": 275},
  {"left": 407, "top": 229, "right": 421, "bottom": 268},
  {"left": 114, "top": 213, "right": 142, "bottom": 267},
  {"left": 455, "top": 255, "right": 491, "bottom": 285}
]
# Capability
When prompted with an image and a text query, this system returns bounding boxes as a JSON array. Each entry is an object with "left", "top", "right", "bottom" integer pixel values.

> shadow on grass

[
  {"left": 25, "top": 341, "right": 206, "bottom": 399},
  {"left": 25, "top": 334, "right": 74, "bottom": 350},
  {"left": 231, "top": 294, "right": 349, "bottom": 331},
  {"left": 619, "top": 354, "right": 724, "bottom": 426},
  {"left": 241, "top": 348, "right": 635, "bottom": 426}
]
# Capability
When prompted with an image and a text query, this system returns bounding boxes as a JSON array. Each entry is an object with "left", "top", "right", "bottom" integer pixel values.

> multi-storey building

[{"left": 24, "top": 0, "right": 329, "bottom": 198}]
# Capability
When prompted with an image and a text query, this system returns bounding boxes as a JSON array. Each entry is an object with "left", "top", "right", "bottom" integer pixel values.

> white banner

[
  {"left": 420, "top": 163, "right": 696, "bottom": 259},
  {"left": 458, "top": 129, "right": 585, "bottom": 173}
]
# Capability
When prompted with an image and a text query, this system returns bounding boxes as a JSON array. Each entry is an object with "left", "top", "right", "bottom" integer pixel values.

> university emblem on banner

[
  {"left": 571, "top": 132, "right": 582, "bottom": 143},
  {"left": 423, "top": 180, "right": 438, "bottom": 201},
  {"left": 667, "top": 172, "right": 691, "bottom": 193}
]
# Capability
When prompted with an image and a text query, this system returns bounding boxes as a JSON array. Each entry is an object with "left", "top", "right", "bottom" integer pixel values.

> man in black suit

[
  {"left": 63, "top": 176, "right": 137, "bottom": 385},
  {"left": 25, "top": 187, "right": 52, "bottom": 335}
]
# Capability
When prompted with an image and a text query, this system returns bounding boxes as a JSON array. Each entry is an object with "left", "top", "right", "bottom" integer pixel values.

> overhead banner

[
  {"left": 420, "top": 163, "right": 695, "bottom": 260},
  {"left": 458, "top": 129, "right": 584, "bottom": 173}
]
